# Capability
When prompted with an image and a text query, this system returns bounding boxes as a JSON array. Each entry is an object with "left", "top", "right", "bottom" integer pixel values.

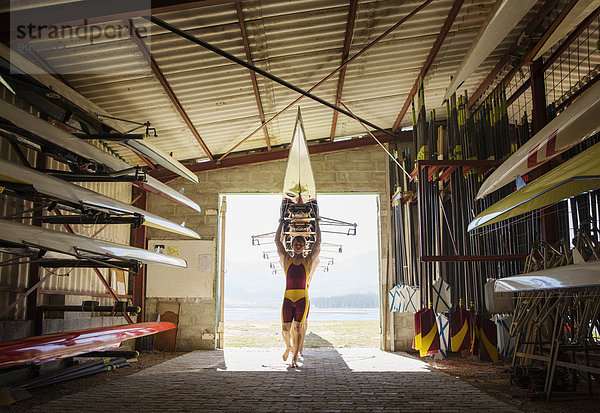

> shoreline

[{"left": 225, "top": 307, "right": 379, "bottom": 321}]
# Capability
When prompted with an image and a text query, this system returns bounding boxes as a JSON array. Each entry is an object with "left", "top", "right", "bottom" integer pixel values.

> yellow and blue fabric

[
  {"left": 432, "top": 278, "right": 452, "bottom": 314},
  {"left": 431, "top": 314, "right": 449, "bottom": 360}
]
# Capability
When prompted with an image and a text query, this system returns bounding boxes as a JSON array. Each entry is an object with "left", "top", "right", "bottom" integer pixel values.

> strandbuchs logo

[{"left": 9, "top": 0, "right": 152, "bottom": 75}]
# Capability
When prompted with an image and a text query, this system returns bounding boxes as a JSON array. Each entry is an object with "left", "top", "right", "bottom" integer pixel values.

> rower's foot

[{"left": 283, "top": 347, "right": 291, "bottom": 361}]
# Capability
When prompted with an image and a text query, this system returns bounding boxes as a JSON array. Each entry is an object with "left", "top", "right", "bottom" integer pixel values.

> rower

[{"left": 275, "top": 217, "right": 321, "bottom": 368}]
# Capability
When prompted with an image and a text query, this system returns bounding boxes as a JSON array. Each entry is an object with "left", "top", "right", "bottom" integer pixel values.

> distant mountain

[{"left": 311, "top": 293, "right": 378, "bottom": 308}]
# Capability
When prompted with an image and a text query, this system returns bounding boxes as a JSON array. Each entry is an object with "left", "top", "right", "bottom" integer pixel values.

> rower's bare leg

[
  {"left": 290, "top": 321, "right": 302, "bottom": 367},
  {"left": 298, "top": 319, "right": 307, "bottom": 358},
  {"left": 282, "top": 322, "right": 292, "bottom": 361}
]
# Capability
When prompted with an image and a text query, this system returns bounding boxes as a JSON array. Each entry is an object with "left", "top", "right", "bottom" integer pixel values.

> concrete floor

[{"left": 34, "top": 348, "right": 521, "bottom": 412}]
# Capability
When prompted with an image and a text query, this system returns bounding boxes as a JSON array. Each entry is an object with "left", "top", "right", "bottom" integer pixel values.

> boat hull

[
  {"left": 280, "top": 109, "right": 318, "bottom": 254},
  {"left": 0, "top": 220, "right": 188, "bottom": 268},
  {"left": 477, "top": 81, "right": 600, "bottom": 199},
  {"left": 495, "top": 261, "right": 600, "bottom": 292},
  {"left": 0, "top": 100, "right": 201, "bottom": 213},
  {"left": 469, "top": 141, "right": 600, "bottom": 230},
  {"left": 0, "top": 159, "right": 200, "bottom": 239},
  {"left": 0, "top": 322, "right": 175, "bottom": 368}
]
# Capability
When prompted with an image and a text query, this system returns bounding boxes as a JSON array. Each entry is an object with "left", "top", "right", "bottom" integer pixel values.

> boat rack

[
  {"left": 411, "top": 159, "right": 503, "bottom": 182},
  {"left": 41, "top": 167, "right": 147, "bottom": 183},
  {"left": 38, "top": 301, "right": 141, "bottom": 314},
  {"left": 512, "top": 304, "right": 600, "bottom": 400},
  {"left": 39, "top": 259, "right": 140, "bottom": 274}
]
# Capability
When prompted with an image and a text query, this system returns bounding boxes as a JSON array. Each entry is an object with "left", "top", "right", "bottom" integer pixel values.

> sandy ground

[{"left": 224, "top": 319, "right": 380, "bottom": 348}]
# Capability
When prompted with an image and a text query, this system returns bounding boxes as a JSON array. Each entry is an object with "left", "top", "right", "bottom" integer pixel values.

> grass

[{"left": 224, "top": 320, "right": 379, "bottom": 348}]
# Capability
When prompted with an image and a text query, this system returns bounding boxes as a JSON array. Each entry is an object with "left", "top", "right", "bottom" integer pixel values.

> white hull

[
  {"left": 533, "top": 1, "right": 600, "bottom": 61},
  {"left": 477, "top": 80, "right": 600, "bottom": 199},
  {"left": 0, "top": 99, "right": 201, "bottom": 212},
  {"left": 0, "top": 220, "right": 187, "bottom": 268},
  {"left": 126, "top": 138, "right": 199, "bottom": 183},
  {"left": 444, "top": 0, "right": 537, "bottom": 101},
  {"left": 0, "top": 43, "right": 200, "bottom": 183},
  {"left": 0, "top": 99, "right": 123, "bottom": 171},
  {"left": 0, "top": 159, "right": 200, "bottom": 239},
  {"left": 495, "top": 261, "right": 600, "bottom": 292},
  {"left": 283, "top": 108, "right": 316, "bottom": 203}
]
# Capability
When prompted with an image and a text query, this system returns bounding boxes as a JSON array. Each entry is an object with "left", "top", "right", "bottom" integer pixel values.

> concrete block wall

[
  {"left": 147, "top": 145, "right": 396, "bottom": 350},
  {"left": 393, "top": 312, "right": 415, "bottom": 351},
  {"left": 146, "top": 297, "right": 215, "bottom": 350}
]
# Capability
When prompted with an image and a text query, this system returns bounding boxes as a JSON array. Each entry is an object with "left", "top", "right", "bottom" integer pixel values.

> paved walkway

[{"left": 35, "top": 348, "right": 520, "bottom": 412}]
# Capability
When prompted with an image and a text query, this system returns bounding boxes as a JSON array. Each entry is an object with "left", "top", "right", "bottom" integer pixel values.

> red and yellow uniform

[{"left": 281, "top": 259, "right": 309, "bottom": 323}]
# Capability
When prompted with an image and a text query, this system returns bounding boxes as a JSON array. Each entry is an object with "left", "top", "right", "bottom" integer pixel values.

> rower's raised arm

[
  {"left": 309, "top": 218, "right": 321, "bottom": 259},
  {"left": 275, "top": 219, "right": 287, "bottom": 261}
]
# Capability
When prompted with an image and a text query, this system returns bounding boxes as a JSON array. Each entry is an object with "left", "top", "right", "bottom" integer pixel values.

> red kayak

[{"left": 0, "top": 322, "right": 175, "bottom": 368}]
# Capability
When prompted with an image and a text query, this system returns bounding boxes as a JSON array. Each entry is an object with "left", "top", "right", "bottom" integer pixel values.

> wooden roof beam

[
  {"left": 235, "top": 1, "right": 271, "bottom": 151},
  {"left": 126, "top": 19, "right": 213, "bottom": 160},
  {"left": 392, "top": 0, "right": 464, "bottom": 132},
  {"left": 149, "top": 129, "right": 412, "bottom": 182},
  {"left": 212, "top": 0, "right": 434, "bottom": 161},
  {"left": 330, "top": 0, "right": 359, "bottom": 141}
]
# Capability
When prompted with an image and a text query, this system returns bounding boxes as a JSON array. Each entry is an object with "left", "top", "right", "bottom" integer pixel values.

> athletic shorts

[{"left": 282, "top": 297, "right": 307, "bottom": 323}]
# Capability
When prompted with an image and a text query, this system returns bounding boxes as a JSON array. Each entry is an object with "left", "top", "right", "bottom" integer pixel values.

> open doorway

[{"left": 218, "top": 193, "right": 380, "bottom": 349}]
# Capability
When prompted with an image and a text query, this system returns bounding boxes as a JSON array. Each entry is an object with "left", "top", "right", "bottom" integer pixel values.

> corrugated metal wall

[{"left": 0, "top": 86, "right": 132, "bottom": 322}]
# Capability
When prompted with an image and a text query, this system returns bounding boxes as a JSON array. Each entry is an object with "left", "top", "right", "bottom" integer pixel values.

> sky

[{"left": 222, "top": 193, "right": 380, "bottom": 308}]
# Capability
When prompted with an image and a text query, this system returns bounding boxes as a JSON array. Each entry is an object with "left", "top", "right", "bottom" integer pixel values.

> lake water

[{"left": 225, "top": 307, "right": 379, "bottom": 321}]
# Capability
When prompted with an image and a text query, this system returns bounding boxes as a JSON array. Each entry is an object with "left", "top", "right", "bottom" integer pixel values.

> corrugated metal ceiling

[{"left": 12, "top": 0, "right": 579, "bottom": 167}]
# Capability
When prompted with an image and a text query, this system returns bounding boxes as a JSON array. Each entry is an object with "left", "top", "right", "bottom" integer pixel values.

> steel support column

[
  {"left": 531, "top": 58, "right": 558, "bottom": 245},
  {"left": 530, "top": 59, "right": 547, "bottom": 134},
  {"left": 132, "top": 187, "right": 147, "bottom": 351},
  {"left": 26, "top": 153, "right": 45, "bottom": 336}
]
